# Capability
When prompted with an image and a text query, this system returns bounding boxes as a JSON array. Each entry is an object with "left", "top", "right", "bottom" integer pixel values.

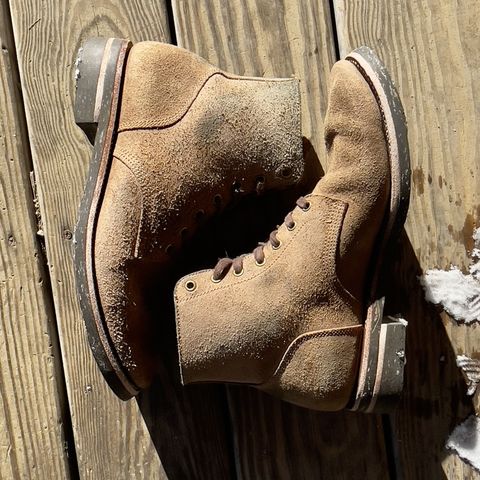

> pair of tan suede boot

[{"left": 73, "top": 38, "right": 410, "bottom": 413}]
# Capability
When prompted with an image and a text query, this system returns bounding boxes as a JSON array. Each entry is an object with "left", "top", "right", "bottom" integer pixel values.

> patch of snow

[
  {"left": 446, "top": 415, "right": 480, "bottom": 473},
  {"left": 472, "top": 229, "right": 480, "bottom": 279},
  {"left": 420, "top": 228, "right": 480, "bottom": 323},
  {"left": 456, "top": 355, "right": 480, "bottom": 396},
  {"left": 474, "top": 228, "right": 480, "bottom": 244},
  {"left": 74, "top": 47, "right": 83, "bottom": 83},
  {"left": 420, "top": 267, "right": 480, "bottom": 323}
]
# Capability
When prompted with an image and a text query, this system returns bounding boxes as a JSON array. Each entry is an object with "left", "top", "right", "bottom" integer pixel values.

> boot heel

[
  {"left": 74, "top": 37, "right": 131, "bottom": 144},
  {"left": 350, "top": 297, "right": 407, "bottom": 413}
]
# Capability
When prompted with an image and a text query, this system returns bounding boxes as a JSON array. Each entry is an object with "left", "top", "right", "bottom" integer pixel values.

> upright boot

[
  {"left": 73, "top": 38, "right": 303, "bottom": 399},
  {"left": 174, "top": 47, "right": 411, "bottom": 412}
]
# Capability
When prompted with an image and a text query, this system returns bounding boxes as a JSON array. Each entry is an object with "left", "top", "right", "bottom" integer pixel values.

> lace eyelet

[
  {"left": 214, "top": 194, "right": 222, "bottom": 207},
  {"left": 180, "top": 227, "right": 189, "bottom": 239},
  {"left": 280, "top": 167, "right": 292, "bottom": 178},
  {"left": 232, "top": 181, "right": 242, "bottom": 194},
  {"left": 255, "top": 258, "right": 265, "bottom": 267},
  {"left": 272, "top": 241, "right": 282, "bottom": 250},
  {"left": 211, "top": 275, "right": 222, "bottom": 283},
  {"left": 233, "top": 268, "right": 244, "bottom": 277},
  {"left": 287, "top": 222, "right": 296, "bottom": 231},
  {"left": 255, "top": 175, "right": 266, "bottom": 195},
  {"left": 302, "top": 202, "right": 311, "bottom": 212},
  {"left": 195, "top": 210, "right": 205, "bottom": 222},
  {"left": 165, "top": 244, "right": 174, "bottom": 254},
  {"left": 185, "top": 280, "right": 196, "bottom": 292}
]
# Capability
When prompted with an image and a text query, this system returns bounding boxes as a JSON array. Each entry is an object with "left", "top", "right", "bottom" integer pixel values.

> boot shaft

[
  {"left": 118, "top": 43, "right": 302, "bottom": 183},
  {"left": 111, "top": 41, "right": 303, "bottom": 259}
]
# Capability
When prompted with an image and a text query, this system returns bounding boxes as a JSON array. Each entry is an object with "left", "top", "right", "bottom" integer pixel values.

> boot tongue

[{"left": 118, "top": 42, "right": 218, "bottom": 131}]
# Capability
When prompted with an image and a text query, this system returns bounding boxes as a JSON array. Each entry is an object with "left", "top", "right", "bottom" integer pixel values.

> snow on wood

[
  {"left": 456, "top": 355, "right": 480, "bottom": 396},
  {"left": 420, "top": 228, "right": 480, "bottom": 323},
  {"left": 446, "top": 415, "right": 480, "bottom": 473}
]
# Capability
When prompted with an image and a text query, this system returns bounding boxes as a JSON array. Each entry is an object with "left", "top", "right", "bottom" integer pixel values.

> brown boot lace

[{"left": 211, "top": 196, "right": 311, "bottom": 281}]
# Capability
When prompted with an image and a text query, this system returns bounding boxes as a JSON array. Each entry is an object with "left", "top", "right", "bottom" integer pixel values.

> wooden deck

[{"left": 0, "top": 0, "right": 478, "bottom": 478}]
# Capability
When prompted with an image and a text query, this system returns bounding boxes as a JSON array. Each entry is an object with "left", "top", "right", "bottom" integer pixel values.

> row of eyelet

[
  {"left": 247, "top": 201, "right": 311, "bottom": 267},
  {"left": 167, "top": 188, "right": 229, "bottom": 256},
  {"left": 184, "top": 198, "right": 311, "bottom": 291},
  {"left": 176, "top": 178, "right": 270, "bottom": 256}
]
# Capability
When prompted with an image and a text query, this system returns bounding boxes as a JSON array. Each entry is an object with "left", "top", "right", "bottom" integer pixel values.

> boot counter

[
  {"left": 118, "top": 41, "right": 219, "bottom": 130},
  {"left": 259, "top": 326, "right": 363, "bottom": 411}
]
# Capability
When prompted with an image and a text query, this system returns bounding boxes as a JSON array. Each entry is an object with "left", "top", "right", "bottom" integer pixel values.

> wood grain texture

[
  {"left": 334, "top": 0, "right": 480, "bottom": 478},
  {"left": 0, "top": 2, "right": 71, "bottom": 478},
  {"left": 7, "top": 1, "right": 234, "bottom": 478},
  {"left": 227, "top": 387, "right": 389, "bottom": 480},
  {"left": 173, "top": 1, "right": 391, "bottom": 478}
]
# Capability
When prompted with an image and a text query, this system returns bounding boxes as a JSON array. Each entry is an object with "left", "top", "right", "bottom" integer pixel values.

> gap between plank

[
  {"left": 328, "top": 0, "right": 341, "bottom": 60},
  {"left": 165, "top": 0, "right": 178, "bottom": 46}
]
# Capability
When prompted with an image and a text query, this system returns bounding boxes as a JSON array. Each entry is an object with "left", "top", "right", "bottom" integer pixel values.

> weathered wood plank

[
  {"left": 334, "top": 0, "right": 480, "bottom": 478},
  {"left": 7, "top": 1, "right": 234, "bottom": 477},
  {"left": 172, "top": 1, "right": 391, "bottom": 478},
  {"left": 0, "top": 2, "right": 71, "bottom": 478}
]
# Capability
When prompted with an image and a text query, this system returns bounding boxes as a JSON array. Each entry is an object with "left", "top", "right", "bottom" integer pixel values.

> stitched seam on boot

[
  {"left": 118, "top": 72, "right": 300, "bottom": 133},
  {"left": 174, "top": 289, "right": 187, "bottom": 384},
  {"left": 175, "top": 195, "right": 348, "bottom": 303},
  {"left": 118, "top": 73, "right": 297, "bottom": 132},
  {"left": 119, "top": 71, "right": 220, "bottom": 132},
  {"left": 222, "top": 72, "right": 299, "bottom": 84},
  {"left": 258, "top": 325, "right": 363, "bottom": 386},
  {"left": 112, "top": 155, "right": 144, "bottom": 257}
]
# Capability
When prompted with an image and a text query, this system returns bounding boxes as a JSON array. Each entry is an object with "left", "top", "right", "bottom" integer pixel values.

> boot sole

[
  {"left": 73, "top": 37, "right": 139, "bottom": 400},
  {"left": 345, "top": 47, "right": 411, "bottom": 413}
]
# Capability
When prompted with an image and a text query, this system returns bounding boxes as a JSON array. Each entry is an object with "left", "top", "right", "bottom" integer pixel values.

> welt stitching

[{"left": 346, "top": 57, "right": 392, "bottom": 165}]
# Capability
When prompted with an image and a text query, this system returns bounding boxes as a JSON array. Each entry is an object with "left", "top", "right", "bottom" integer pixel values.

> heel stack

[
  {"left": 350, "top": 297, "right": 407, "bottom": 413},
  {"left": 74, "top": 37, "right": 130, "bottom": 144}
]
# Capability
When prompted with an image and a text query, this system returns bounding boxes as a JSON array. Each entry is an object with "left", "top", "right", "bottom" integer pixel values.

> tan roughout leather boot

[
  {"left": 174, "top": 47, "right": 411, "bottom": 413},
  {"left": 73, "top": 38, "right": 303, "bottom": 399}
]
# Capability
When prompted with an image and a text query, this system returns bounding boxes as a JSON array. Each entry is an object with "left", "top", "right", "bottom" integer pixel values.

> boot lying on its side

[
  {"left": 73, "top": 38, "right": 304, "bottom": 399},
  {"left": 174, "top": 47, "right": 411, "bottom": 413}
]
